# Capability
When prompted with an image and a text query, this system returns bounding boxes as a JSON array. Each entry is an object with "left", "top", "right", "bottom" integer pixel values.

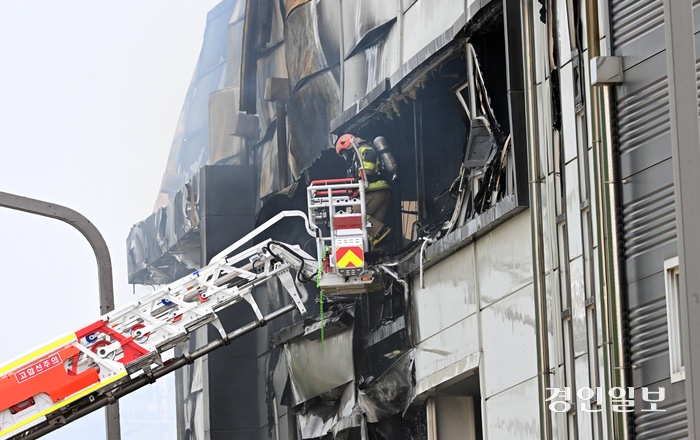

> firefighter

[{"left": 335, "top": 134, "right": 394, "bottom": 252}]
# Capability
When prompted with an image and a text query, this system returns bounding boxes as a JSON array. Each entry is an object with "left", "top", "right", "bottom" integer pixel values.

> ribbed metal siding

[
  {"left": 612, "top": 1, "right": 689, "bottom": 438},
  {"left": 634, "top": 379, "right": 689, "bottom": 439},
  {"left": 611, "top": 0, "right": 665, "bottom": 65}
]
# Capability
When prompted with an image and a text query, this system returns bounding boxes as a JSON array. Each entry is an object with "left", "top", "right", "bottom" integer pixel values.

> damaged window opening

[{"left": 340, "top": 13, "right": 518, "bottom": 270}]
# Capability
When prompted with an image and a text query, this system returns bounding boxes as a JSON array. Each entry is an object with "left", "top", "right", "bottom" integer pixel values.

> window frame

[{"left": 664, "top": 256, "right": 685, "bottom": 383}]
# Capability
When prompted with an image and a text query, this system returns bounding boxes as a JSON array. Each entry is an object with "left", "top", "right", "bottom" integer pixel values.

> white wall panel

[
  {"left": 402, "top": 0, "right": 465, "bottom": 63},
  {"left": 484, "top": 377, "right": 540, "bottom": 440},
  {"left": 534, "top": 9, "right": 546, "bottom": 84},
  {"left": 546, "top": 176, "right": 559, "bottom": 271},
  {"left": 557, "top": 0, "right": 573, "bottom": 65},
  {"left": 412, "top": 244, "right": 477, "bottom": 343},
  {"left": 565, "top": 159, "right": 583, "bottom": 259},
  {"left": 546, "top": 270, "right": 564, "bottom": 369},
  {"left": 561, "top": 62, "right": 578, "bottom": 163},
  {"left": 477, "top": 212, "right": 533, "bottom": 307},
  {"left": 542, "top": 175, "right": 554, "bottom": 273},
  {"left": 481, "top": 283, "right": 538, "bottom": 398},
  {"left": 570, "top": 256, "right": 587, "bottom": 357},
  {"left": 575, "top": 355, "right": 593, "bottom": 439},
  {"left": 414, "top": 315, "right": 479, "bottom": 396}
]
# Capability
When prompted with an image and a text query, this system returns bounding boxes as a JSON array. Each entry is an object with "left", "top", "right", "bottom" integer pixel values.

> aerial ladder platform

[{"left": 0, "top": 178, "right": 388, "bottom": 439}]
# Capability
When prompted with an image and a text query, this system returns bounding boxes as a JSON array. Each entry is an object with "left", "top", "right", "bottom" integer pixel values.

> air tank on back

[{"left": 373, "top": 136, "right": 398, "bottom": 176}]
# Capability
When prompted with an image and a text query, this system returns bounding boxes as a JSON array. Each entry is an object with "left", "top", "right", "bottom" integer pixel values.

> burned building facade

[{"left": 127, "top": 0, "right": 700, "bottom": 439}]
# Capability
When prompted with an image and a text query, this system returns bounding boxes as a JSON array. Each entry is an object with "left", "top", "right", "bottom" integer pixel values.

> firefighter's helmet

[{"left": 335, "top": 134, "right": 355, "bottom": 154}]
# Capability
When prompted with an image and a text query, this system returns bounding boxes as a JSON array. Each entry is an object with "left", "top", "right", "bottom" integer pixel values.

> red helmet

[{"left": 335, "top": 134, "right": 355, "bottom": 154}]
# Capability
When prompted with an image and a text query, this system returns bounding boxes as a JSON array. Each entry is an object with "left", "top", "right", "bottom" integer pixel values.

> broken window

[{"left": 338, "top": 9, "right": 521, "bottom": 265}]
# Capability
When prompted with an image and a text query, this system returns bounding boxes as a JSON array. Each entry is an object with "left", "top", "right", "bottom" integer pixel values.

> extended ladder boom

[{"left": 0, "top": 213, "right": 319, "bottom": 440}]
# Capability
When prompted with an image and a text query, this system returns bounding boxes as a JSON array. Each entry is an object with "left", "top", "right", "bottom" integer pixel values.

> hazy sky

[{"left": 0, "top": 1, "right": 222, "bottom": 438}]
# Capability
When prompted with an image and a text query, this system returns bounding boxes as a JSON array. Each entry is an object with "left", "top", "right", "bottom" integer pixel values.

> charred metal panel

[
  {"left": 225, "top": 20, "right": 245, "bottom": 87},
  {"left": 285, "top": 325, "right": 354, "bottom": 406},
  {"left": 257, "top": 44, "right": 288, "bottom": 137},
  {"left": 287, "top": 71, "right": 341, "bottom": 178},
  {"left": 483, "top": 377, "right": 540, "bottom": 439},
  {"left": 481, "top": 283, "right": 537, "bottom": 397},
  {"left": 230, "top": 0, "right": 246, "bottom": 23},
  {"left": 208, "top": 87, "right": 247, "bottom": 165},
  {"left": 256, "top": 132, "right": 280, "bottom": 198},
  {"left": 411, "top": 245, "right": 477, "bottom": 343},
  {"left": 476, "top": 211, "right": 533, "bottom": 307},
  {"left": 284, "top": 2, "right": 332, "bottom": 92},
  {"left": 268, "top": 0, "right": 285, "bottom": 48},
  {"left": 340, "top": 0, "right": 396, "bottom": 59},
  {"left": 358, "top": 350, "right": 414, "bottom": 423},
  {"left": 283, "top": 0, "right": 310, "bottom": 19},
  {"left": 128, "top": 173, "right": 201, "bottom": 285},
  {"left": 365, "top": 316, "right": 406, "bottom": 347},
  {"left": 240, "top": 0, "right": 259, "bottom": 113},
  {"left": 127, "top": 165, "right": 254, "bottom": 285},
  {"left": 255, "top": 44, "right": 288, "bottom": 197},
  {"left": 331, "top": 9, "right": 472, "bottom": 132},
  {"left": 155, "top": 0, "right": 237, "bottom": 205},
  {"left": 397, "top": 195, "right": 526, "bottom": 278},
  {"left": 315, "top": 0, "right": 342, "bottom": 68},
  {"left": 343, "top": 26, "right": 400, "bottom": 112},
  {"left": 401, "top": 0, "right": 464, "bottom": 63},
  {"left": 297, "top": 401, "right": 340, "bottom": 439}
]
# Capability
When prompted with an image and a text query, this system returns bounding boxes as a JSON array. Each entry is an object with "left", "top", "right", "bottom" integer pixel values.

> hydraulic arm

[
  {"left": 0, "top": 214, "right": 318, "bottom": 440},
  {"left": 0, "top": 177, "right": 384, "bottom": 439}
]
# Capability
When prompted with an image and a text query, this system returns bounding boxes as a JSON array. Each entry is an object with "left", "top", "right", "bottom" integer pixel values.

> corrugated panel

[
  {"left": 616, "top": 53, "right": 676, "bottom": 263},
  {"left": 628, "top": 296, "right": 669, "bottom": 384},
  {"left": 634, "top": 379, "right": 688, "bottom": 439},
  {"left": 616, "top": 50, "right": 672, "bottom": 177},
  {"left": 611, "top": 0, "right": 665, "bottom": 67},
  {"left": 612, "top": 4, "right": 689, "bottom": 437},
  {"left": 611, "top": 0, "right": 663, "bottom": 48},
  {"left": 621, "top": 183, "right": 676, "bottom": 259}
]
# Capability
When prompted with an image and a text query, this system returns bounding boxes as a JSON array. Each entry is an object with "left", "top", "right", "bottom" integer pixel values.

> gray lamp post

[{"left": 0, "top": 191, "right": 121, "bottom": 440}]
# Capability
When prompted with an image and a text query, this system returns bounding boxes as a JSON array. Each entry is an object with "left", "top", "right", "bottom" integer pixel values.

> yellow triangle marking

[{"left": 337, "top": 249, "right": 363, "bottom": 267}]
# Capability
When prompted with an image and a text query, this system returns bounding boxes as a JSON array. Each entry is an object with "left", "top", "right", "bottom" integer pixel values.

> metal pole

[
  {"left": 586, "top": 0, "right": 633, "bottom": 439},
  {"left": 276, "top": 101, "right": 289, "bottom": 187},
  {"left": 662, "top": 1, "right": 700, "bottom": 437},
  {"left": 413, "top": 99, "right": 426, "bottom": 221},
  {"left": 0, "top": 191, "right": 121, "bottom": 440},
  {"left": 521, "top": 2, "right": 552, "bottom": 438}
]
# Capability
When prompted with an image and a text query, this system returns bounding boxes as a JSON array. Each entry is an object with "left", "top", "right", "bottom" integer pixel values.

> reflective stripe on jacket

[{"left": 358, "top": 143, "right": 390, "bottom": 191}]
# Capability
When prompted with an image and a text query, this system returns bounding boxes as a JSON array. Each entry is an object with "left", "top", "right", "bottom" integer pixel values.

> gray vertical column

[
  {"left": 662, "top": 1, "right": 700, "bottom": 438},
  {"left": 0, "top": 191, "right": 120, "bottom": 440}
]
